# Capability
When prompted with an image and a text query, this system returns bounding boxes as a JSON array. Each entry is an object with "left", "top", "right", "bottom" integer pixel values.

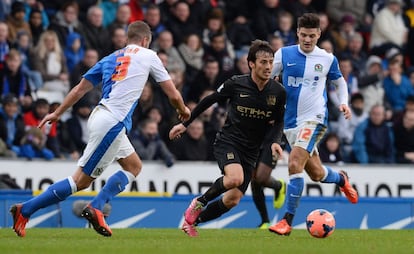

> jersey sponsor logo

[
  {"left": 287, "top": 76, "right": 303, "bottom": 87},
  {"left": 314, "top": 64, "right": 323, "bottom": 72},
  {"left": 266, "top": 95, "right": 276, "bottom": 106},
  {"left": 239, "top": 93, "right": 250, "bottom": 98},
  {"left": 236, "top": 106, "right": 272, "bottom": 118},
  {"left": 287, "top": 62, "right": 296, "bottom": 67},
  {"left": 288, "top": 76, "right": 319, "bottom": 90},
  {"left": 226, "top": 152, "right": 235, "bottom": 160}
]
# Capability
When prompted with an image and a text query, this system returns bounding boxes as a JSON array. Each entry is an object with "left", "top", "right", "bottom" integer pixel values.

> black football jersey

[{"left": 185, "top": 74, "right": 286, "bottom": 152}]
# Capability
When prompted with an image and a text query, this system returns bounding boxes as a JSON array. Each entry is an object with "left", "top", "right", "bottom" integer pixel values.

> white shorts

[
  {"left": 284, "top": 121, "right": 327, "bottom": 156},
  {"left": 77, "top": 105, "right": 135, "bottom": 178}
]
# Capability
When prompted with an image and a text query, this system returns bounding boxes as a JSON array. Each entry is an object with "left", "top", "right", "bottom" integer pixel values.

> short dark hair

[
  {"left": 34, "top": 98, "right": 49, "bottom": 107},
  {"left": 146, "top": 3, "right": 160, "bottom": 12},
  {"left": 297, "top": 13, "right": 320, "bottom": 29},
  {"left": 61, "top": 1, "right": 79, "bottom": 14},
  {"left": 2, "top": 94, "right": 18, "bottom": 105},
  {"left": 351, "top": 93, "right": 364, "bottom": 103},
  {"left": 127, "top": 21, "right": 152, "bottom": 42},
  {"left": 247, "top": 40, "right": 274, "bottom": 64},
  {"left": 203, "top": 56, "right": 219, "bottom": 66}
]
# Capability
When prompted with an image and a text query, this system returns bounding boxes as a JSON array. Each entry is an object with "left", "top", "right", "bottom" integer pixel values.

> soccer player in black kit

[
  {"left": 251, "top": 136, "right": 287, "bottom": 229},
  {"left": 169, "top": 40, "right": 286, "bottom": 237}
]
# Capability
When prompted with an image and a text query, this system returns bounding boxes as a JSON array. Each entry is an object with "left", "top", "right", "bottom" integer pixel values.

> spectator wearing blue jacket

[
  {"left": 0, "top": 95, "right": 25, "bottom": 157},
  {"left": 99, "top": 0, "right": 119, "bottom": 28},
  {"left": 24, "top": 1, "right": 49, "bottom": 29},
  {"left": 64, "top": 32, "right": 85, "bottom": 74},
  {"left": 352, "top": 104, "right": 394, "bottom": 164},
  {"left": 383, "top": 58, "right": 414, "bottom": 115}
]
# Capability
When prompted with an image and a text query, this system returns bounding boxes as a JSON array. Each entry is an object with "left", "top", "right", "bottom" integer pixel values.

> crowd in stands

[{"left": 0, "top": 0, "right": 413, "bottom": 165}]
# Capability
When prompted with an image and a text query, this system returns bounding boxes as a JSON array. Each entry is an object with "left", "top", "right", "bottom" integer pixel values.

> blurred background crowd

[{"left": 0, "top": 0, "right": 413, "bottom": 165}]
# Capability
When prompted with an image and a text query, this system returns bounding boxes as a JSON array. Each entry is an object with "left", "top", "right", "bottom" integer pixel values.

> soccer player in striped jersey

[
  {"left": 268, "top": 13, "right": 358, "bottom": 236},
  {"left": 10, "top": 21, "right": 190, "bottom": 237}
]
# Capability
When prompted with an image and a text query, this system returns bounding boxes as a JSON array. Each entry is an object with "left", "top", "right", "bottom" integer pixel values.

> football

[{"left": 306, "top": 209, "right": 335, "bottom": 238}]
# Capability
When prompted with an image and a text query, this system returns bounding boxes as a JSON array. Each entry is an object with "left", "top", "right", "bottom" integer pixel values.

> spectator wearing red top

[
  {"left": 128, "top": 0, "right": 146, "bottom": 23},
  {"left": 23, "top": 98, "right": 60, "bottom": 158}
]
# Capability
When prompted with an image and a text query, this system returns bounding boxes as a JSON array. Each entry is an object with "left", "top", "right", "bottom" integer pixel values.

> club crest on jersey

[
  {"left": 266, "top": 95, "right": 276, "bottom": 106},
  {"left": 314, "top": 64, "right": 323, "bottom": 72},
  {"left": 95, "top": 167, "right": 104, "bottom": 176}
]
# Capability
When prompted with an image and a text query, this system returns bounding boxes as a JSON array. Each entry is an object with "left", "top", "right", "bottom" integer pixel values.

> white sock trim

[
  {"left": 320, "top": 166, "right": 328, "bottom": 182},
  {"left": 67, "top": 176, "right": 77, "bottom": 193},
  {"left": 121, "top": 170, "right": 136, "bottom": 183},
  {"left": 289, "top": 172, "right": 305, "bottom": 179}
]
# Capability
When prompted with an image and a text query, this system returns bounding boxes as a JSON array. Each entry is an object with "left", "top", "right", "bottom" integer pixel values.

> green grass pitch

[{"left": 1, "top": 228, "right": 413, "bottom": 254}]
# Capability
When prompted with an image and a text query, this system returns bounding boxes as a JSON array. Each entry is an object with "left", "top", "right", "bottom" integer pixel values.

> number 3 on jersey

[{"left": 112, "top": 56, "right": 131, "bottom": 81}]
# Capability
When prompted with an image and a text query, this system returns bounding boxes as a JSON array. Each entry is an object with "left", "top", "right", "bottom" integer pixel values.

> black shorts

[
  {"left": 213, "top": 141, "right": 257, "bottom": 194},
  {"left": 257, "top": 141, "right": 278, "bottom": 169}
]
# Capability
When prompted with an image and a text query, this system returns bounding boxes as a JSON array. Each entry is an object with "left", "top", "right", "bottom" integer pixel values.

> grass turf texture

[{"left": 1, "top": 228, "right": 413, "bottom": 254}]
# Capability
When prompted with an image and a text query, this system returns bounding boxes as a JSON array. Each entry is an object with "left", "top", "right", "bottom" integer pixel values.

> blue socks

[
  {"left": 285, "top": 174, "right": 304, "bottom": 215},
  {"left": 320, "top": 166, "right": 344, "bottom": 185},
  {"left": 283, "top": 167, "right": 345, "bottom": 222},
  {"left": 20, "top": 170, "right": 135, "bottom": 218},
  {"left": 90, "top": 170, "right": 133, "bottom": 211},
  {"left": 21, "top": 177, "right": 77, "bottom": 218}
]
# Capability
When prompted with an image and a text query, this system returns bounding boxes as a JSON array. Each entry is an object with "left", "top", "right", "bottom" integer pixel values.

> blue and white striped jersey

[
  {"left": 83, "top": 44, "right": 170, "bottom": 131},
  {"left": 272, "top": 45, "right": 345, "bottom": 129}
]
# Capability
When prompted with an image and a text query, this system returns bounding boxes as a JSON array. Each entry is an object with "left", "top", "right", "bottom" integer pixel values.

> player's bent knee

[
  {"left": 308, "top": 173, "right": 324, "bottom": 182},
  {"left": 119, "top": 156, "right": 142, "bottom": 177},
  {"left": 123, "top": 166, "right": 141, "bottom": 177},
  {"left": 288, "top": 160, "right": 304, "bottom": 174},
  {"left": 223, "top": 194, "right": 242, "bottom": 208},
  {"left": 72, "top": 171, "right": 94, "bottom": 190},
  {"left": 225, "top": 177, "right": 243, "bottom": 188},
  {"left": 311, "top": 170, "right": 326, "bottom": 182},
  {"left": 225, "top": 198, "right": 240, "bottom": 208},
  {"left": 75, "top": 179, "right": 93, "bottom": 191}
]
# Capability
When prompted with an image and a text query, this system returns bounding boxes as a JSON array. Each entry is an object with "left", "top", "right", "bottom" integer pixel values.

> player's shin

[
  {"left": 251, "top": 181, "right": 269, "bottom": 223},
  {"left": 320, "top": 166, "right": 344, "bottom": 186},
  {"left": 90, "top": 170, "right": 134, "bottom": 210},
  {"left": 21, "top": 176, "right": 77, "bottom": 217},
  {"left": 196, "top": 198, "right": 230, "bottom": 224},
  {"left": 285, "top": 174, "right": 305, "bottom": 224},
  {"left": 197, "top": 176, "right": 226, "bottom": 205}
]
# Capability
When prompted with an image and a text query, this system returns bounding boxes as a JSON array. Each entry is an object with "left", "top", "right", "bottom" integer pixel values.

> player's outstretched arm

[
  {"left": 176, "top": 107, "right": 191, "bottom": 122},
  {"left": 169, "top": 123, "right": 187, "bottom": 140},
  {"left": 160, "top": 79, "right": 190, "bottom": 122},
  {"left": 38, "top": 78, "right": 93, "bottom": 128}
]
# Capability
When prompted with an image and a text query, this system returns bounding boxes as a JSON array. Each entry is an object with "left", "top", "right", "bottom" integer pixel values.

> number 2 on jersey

[{"left": 112, "top": 56, "right": 131, "bottom": 81}]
